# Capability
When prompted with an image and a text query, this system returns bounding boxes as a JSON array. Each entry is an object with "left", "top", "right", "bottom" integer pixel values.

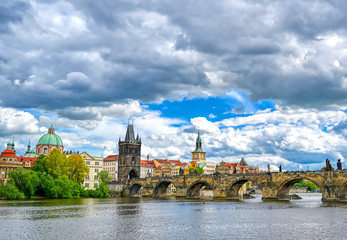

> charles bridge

[{"left": 124, "top": 170, "right": 347, "bottom": 202}]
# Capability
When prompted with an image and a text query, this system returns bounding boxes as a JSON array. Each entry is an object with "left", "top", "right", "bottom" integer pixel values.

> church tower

[
  {"left": 117, "top": 123, "right": 141, "bottom": 181},
  {"left": 191, "top": 130, "right": 206, "bottom": 163}
]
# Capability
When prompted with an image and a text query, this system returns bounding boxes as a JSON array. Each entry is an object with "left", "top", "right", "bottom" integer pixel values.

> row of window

[
  {"left": 85, "top": 161, "right": 101, "bottom": 166},
  {"left": 85, "top": 183, "right": 98, "bottom": 188}
]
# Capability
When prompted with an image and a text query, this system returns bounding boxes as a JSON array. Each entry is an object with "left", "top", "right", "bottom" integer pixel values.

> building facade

[
  {"left": 36, "top": 125, "right": 64, "bottom": 155},
  {"left": 0, "top": 143, "right": 22, "bottom": 185},
  {"left": 80, "top": 152, "right": 103, "bottom": 189},
  {"left": 103, "top": 155, "right": 119, "bottom": 181},
  {"left": 118, "top": 124, "right": 141, "bottom": 181},
  {"left": 140, "top": 159, "right": 154, "bottom": 178}
]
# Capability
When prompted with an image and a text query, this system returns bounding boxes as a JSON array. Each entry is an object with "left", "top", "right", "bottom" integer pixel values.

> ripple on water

[{"left": 0, "top": 194, "right": 346, "bottom": 240}]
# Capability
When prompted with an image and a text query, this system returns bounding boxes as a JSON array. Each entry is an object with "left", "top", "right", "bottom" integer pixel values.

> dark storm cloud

[{"left": 1, "top": 0, "right": 347, "bottom": 118}]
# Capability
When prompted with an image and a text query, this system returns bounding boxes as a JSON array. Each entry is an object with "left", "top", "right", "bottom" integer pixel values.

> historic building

[
  {"left": 191, "top": 131, "right": 206, "bottom": 163},
  {"left": 0, "top": 141, "right": 22, "bottom": 185},
  {"left": 140, "top": 158, "right": 154, "bottom": 178},
  {"left": 117, "top": 124, "right": 141, "bottom": 181},
  {"left": 36, "top": 125, "right": 64, "bottom": 155},
  {"left": 20, "top": 140, "right": 39, "bottom": 168},
  {"left": 80, "top": 152, "right": 103, "bottom": 189},
  {"left": 215, "top": 158, "right": 259, "bottom": 174},
  {"left": 103, "top": 154, "right": 119, "bottom": 180}
]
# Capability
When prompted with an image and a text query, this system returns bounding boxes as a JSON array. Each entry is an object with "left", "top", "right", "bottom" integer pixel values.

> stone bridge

[{"left": 128, "top": 170, "right": 347, "bottom": 202}]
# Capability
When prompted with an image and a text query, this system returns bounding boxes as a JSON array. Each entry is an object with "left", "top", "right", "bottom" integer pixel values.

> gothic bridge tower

[{"left": 118, "top": 124, "right": 141, "bottom": 181}]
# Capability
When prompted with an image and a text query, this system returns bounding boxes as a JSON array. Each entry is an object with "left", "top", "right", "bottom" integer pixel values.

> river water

[{"left": 0, "top": 193, "right": 346, "bottom": 240}]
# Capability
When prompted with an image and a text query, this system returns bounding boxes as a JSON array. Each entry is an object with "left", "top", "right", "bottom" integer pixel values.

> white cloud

[{"left": 191, "top": 117, "right": 220, "bottom": 134}]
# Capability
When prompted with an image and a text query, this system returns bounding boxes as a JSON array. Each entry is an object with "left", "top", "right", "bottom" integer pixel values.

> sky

[{"left": 1, "top": 0, "right": 347, "bottom": 171}]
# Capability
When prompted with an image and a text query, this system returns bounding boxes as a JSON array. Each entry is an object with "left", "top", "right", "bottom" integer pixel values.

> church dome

[{"left": 37, "top": 126, "right": 63, "bottom": 146}]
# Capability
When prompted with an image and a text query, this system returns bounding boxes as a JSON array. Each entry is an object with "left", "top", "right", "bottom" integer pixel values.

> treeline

[
  {"left": 0, "top": 149, "right": 111, "bottom": 199},
  {"left": 293, "top": 180, "right": 318, "bottom": 191}
]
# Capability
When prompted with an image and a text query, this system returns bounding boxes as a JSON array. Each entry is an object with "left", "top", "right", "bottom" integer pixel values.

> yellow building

[{"left": 80, "top": 152, "right": 103, "bottom": 189}]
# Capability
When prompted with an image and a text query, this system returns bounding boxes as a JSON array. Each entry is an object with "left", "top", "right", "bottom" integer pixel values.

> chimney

[{"left": 147, "top": 155, "right": 149, "bottom": 161}]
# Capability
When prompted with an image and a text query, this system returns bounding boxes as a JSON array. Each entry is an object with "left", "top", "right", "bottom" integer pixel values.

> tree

[
  {"left": 197, "top": 166, "right": 204, "bottom": 175},
  {"left": 44, "top": 149, "right": 68, "bottom": 178},
  {"left": 67, "top": 154, "right": 89, "bottom": 184},
  {"left": 8, "top": 168, "right": 40, "bottom": 198},
  {"left": 293, "top": 180, "right": 318, "bottom": 191},
  {"left": 98, "top": 170, "right": 111, "bottom": 183},
  {"left": 0, "top": 184, "right": 25, "bottom": 199},
  {"left": 95, "top": 171, "right": 111, "bottom": 198},
  {"left": 32, "top": 154, "right": 47, "bottom": 173}
]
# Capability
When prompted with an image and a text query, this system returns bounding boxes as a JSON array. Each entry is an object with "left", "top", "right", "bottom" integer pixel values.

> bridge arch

[
  {"left": 187, "top": 180, "right": 213, "bottom": 198},
  {"left": 129, "top": 183, "right": 142, "bottom": 196},
  {"left": 277, "top": 177, "right": 321, "bottom": 200},
  {"left": 128, "top": 169, "right": 138, "bottom": 180},
  {"left": 153, "top": 181, "right": 175, "bottom": 197},
  {"left": 226, "top": 178, "right": 259, "bottom": 200}
]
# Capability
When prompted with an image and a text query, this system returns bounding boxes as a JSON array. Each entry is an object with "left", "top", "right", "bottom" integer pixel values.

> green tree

[
  {"left": 44, "top": 149, "right": 68, "bottom": 178},
  {"left": 0, "top": 184, "right": 25, "bottom": 199},
  {"left": 94, "top": 171, "right": 111, "bottom": 198},
  {"left": 8, "top": 168, "right": 40, "bottom": 198},
  {"left": 54, "top": 176, "right": 80, "bottom": 199},
  {"left": 98, "top": 170, "right": 111, "bottom": 183},
  {"left": 197, "top": 166, "right": 204, "bottom": 175},
  {"left": 189, "top": 167, "right": 198, "bottom": 175},
  {"left": 32, "top": 154, "right": 47, "bottom": 173},
  {"left": 293, "top": 180, "right": 317, "bottom": 191},
  {"left": 67, "top": 154, "right": 89, "bottom": 184}
]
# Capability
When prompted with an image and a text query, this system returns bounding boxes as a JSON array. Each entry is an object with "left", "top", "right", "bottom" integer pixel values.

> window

[
  {"left": 94, "top": 183, "right": 98, "bottom": 188},
  {"left": 94, "top": 175, "right": 98, "bottom": 180},
  {"left": 95, "top": 162, "right": 99, "bottom": 165},
  {"left": 85, "top": 175, "right": 89, "bottom": 179},
  {"left": 86, "top": 161, "right": 90, "bottom": 165},
  {"left": 95, "top": 169, "right": 99, "bottom": 173},
  {"left": 44, "top": 148, "right": 48, "bottom": 154},
  {"left": 85, "top": 183, "right": 89, "bottom": 187}
]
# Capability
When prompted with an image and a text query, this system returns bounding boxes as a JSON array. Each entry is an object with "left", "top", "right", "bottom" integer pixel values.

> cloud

[
  {"left": 0, "top": 0, "right": 346, "bottom": 113},
  {"left": 0, "top": 107, "right": 39, "bottom": 136}
]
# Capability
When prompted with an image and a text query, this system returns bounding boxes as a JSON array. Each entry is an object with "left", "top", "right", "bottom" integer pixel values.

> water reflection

[{"left": 0, "top": 194, "right": 346, "bottom": 240}]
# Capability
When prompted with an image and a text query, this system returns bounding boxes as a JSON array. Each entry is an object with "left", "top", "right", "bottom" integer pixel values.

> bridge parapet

[{"left": 128, "top": 170, "right": 347, "bottom": 202}]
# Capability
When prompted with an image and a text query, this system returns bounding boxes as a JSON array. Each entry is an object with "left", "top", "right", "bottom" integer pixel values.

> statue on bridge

[
  {"left": 337, "top": 159, "right": 342, "bottom": 170},
  {"left": 268, "top": 164, "right": 270, "bottom": 173},
  {"left": 325, "top": 159, "right": 333, "bottom": 171}
]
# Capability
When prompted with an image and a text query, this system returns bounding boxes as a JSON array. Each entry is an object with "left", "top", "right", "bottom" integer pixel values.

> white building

[
  {"left": 202, "top": 162, "right": 217, "bottom": 175},
  {"left": 140, "top": 160, "right": 154, "bottom": 178},
  {"left": 103, "top": 155, "right": 119, "bottom": 181}
]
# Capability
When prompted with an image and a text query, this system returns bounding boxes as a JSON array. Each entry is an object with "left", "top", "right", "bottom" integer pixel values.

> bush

[{"left": 0, "top": 184, "right": 25, "bottom": 199}]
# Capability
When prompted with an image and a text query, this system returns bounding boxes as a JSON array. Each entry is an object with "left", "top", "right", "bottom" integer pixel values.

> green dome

[
  {"left": 37, "top": 133, "right": 63, "bottom": 146},
  {"left": 37, "top": 126, "right": 63, "bottom": 146}
]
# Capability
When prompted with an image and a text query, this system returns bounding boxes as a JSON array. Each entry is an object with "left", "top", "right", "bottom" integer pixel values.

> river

[{"left": 0, "top": 193, "right": 346, "bottom": 240}]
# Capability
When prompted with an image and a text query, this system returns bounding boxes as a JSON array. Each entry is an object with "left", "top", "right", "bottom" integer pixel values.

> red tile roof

[
  {"left": 104, "top": 155, "right": 119, "bottom": 161},
  {"left": 1, "top": 149, "right": 17, "bottom": 157},
  {"left": 141, "top": 160, "right": 154, "bottom": 168}
]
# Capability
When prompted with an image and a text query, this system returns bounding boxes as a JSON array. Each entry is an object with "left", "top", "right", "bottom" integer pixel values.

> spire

[
  {"left": 125, "top": 124, "right": 136, "bottom": 142},
  {"left": 193, "top": 130, "right": 204, "bottom": 152},
  {"left": 11, "top": 136, "right": 15, "bottom": 151},
  {"left": 26, "top": 139, "right": 31, "bottom": 154}
]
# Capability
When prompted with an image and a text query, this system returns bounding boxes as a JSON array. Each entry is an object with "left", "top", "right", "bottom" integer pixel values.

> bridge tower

[
  {"left": 191, "top": 130, "right": 206, "bottom": 163},
  {"left": 118, "top": 124, "right": 141, "bottom": 181}
]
